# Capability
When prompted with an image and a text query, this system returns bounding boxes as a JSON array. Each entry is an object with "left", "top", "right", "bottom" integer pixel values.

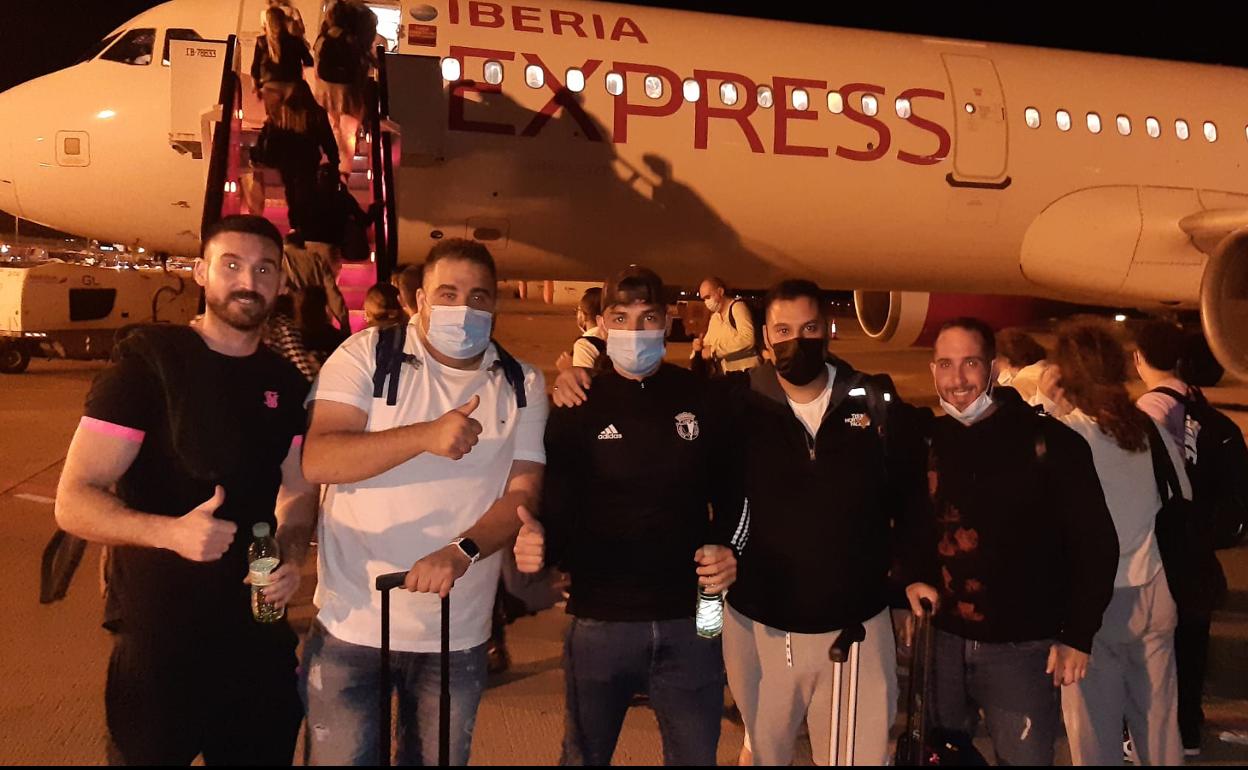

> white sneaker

[
  {"left": 1183, "top": 746, "right": 1202, "bottom": 757},
  {"left": 1123, "top": 736, "right": 1137, "bottom": 764},
  {"left": 1221, "top": 729, "right": 1248, "bottom": 746}
]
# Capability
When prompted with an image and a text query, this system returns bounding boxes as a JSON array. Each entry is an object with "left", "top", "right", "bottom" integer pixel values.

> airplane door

[
  {"left": 169, "top": 39, "right": 231, "bottom": 160},
  {"left": 386, "top": 54, "right": 445, "bottom": 163},
  {"left": 941, "top": 54, "right": 1009, "bottom": 186}
]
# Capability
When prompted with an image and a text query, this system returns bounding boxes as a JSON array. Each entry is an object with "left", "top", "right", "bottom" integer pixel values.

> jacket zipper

[{"left": 806, "top": 431, "right": 816, "bottom": 461}]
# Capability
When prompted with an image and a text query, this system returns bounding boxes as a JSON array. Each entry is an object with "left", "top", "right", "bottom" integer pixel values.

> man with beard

[{"left": 55, "top": 215, "right": 318, "bottom": 765}]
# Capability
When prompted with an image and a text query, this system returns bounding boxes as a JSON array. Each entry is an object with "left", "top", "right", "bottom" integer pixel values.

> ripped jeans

[
  {"left": 930, "top": 629, "right": 1060, "bottom": 766},
  {"left": 300, "top": 621, "right": 488, "bottom": 766}
]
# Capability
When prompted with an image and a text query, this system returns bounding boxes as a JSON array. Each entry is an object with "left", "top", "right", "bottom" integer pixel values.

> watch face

[{"left": 458, "top": 538, "right": 481, "bottom": 560}]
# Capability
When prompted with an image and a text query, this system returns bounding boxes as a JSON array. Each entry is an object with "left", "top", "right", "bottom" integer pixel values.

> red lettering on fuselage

[
  {"left": 834, "top": 82, "right": 891, "bottom": 162},
  {"left": 896, "top": 87, "right": 952, "bottom": 165},
  {"left": 693, "top": 70, "right": 764, "bottom": 154},
  {"left": 518, "top": 54, "right": 604, "bottom": 140},
  {"left": 447, "top": 46, "right": 516, "bottom": 135},
  {"left": 452, "top": 1, "right": 648, "bottom": 43},
  {"left": 610, "top": 62, "right": 683, "bottom": 144},
  {"left": 773, "top": 77, "right": 829, "bottom": 158}
]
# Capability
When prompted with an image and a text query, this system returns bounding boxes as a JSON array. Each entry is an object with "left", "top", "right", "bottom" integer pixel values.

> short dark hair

[
  {"left": 996, "top": 328, "right": 1047, "bottom": 368},
  {"left": 763, "top": 279, "right": 821, "bottom": 318},
  {"left": 200, "top": 214, "right": 284, "bottom": 258},
  {"left": 396, "top": 263, "right": 424, "bottom": 310},
  {"left": 602, "top": 265, "right": 664, "bottom": 312},
  {"left": 935, "top": 317, "right": 997, "bottom": 361},
  {"left": 578, "top": 286, "right": 602, "bottom": 319},
  {"left": 1133, "top": 320, "right": 1184, "bottom": 372},
  {"left": 365, "top": 282, "right": 404, "bottom": 326},
  {"left": 423, "top": 238, "right": 497, "bottom": 287}
]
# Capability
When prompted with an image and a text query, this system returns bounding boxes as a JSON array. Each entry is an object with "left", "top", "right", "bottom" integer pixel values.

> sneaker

[
  {"left": 1123, "top": 736, "right": 1137, "bottom": 764},
  {"left": 1183, "top": 746, "right": 1202, "bottom": 758},
  {"left": 486, "top": 641, "right": 510, "bottom": 675},
  {"left": 1221, "top": 729, "right": 1248, "bottom": 746}
]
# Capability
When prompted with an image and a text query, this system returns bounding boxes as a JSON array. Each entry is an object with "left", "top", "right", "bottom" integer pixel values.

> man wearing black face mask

[{"left": 553, "top": 278, "right": 927, "bottom": 765}]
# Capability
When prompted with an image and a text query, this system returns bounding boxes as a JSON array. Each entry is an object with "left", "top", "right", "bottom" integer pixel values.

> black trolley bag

[
  {"left": 893, "top": 599, "right": 988, "bottom": 767},
  {"left": 375, "top": 571, "right": 451, "bottom": 767}
]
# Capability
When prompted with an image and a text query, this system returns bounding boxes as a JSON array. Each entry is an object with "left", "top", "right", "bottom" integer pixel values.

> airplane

[{"left": 0, "top": 0, "right": 1246, "bottom": 380}]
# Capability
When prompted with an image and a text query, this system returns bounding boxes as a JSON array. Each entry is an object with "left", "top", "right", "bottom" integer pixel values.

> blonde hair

[{"left": 264, "top": 7, "right": 286, "bottom": 64}]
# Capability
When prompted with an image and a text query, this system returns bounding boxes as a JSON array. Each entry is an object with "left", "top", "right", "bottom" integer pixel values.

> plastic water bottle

[
  {"left": 695, "top": 587, "right": 724, "bottom": 638},
  {"left": 248, "top": 522, "right": 283, "bottom": 623}
]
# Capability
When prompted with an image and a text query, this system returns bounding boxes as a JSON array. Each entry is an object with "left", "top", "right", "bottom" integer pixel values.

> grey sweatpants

[
  {"left": 1061, "top": 569, "right": 1182, "bottom": 766},
  {"left": 724, "top": 605, "right": 897, "bottom": 766}
]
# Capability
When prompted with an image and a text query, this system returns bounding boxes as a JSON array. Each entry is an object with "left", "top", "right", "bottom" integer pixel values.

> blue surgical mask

[
  {"left": 606, "top": 329, "right": 665, "bottom": 378},
  {"left": 424, "top": 305, "right": 492, "bottom": 359}
]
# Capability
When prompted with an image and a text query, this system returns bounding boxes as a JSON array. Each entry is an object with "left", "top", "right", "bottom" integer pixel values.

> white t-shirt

[
  {"left": 571, "top": 327, "right": 603, "bottom": 369},
  {"left": 785, "top": 364, "right": 836, "bottom": 437},
  {"left": 1056, "top": 409, "right": 1190, "bottom": 588},
  {"left": 308, "top": 322, "right": 548, "bottom": 652}
]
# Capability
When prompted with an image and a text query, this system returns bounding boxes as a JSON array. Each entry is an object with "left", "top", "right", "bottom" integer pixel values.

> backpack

[
  {"left": 1152, "top": 386, "right": 1248, "bottom": 549},
  {"left": 370, "top": 324, "right": 527, "bottom": 409},
  {"left": 1144, "top": 419, "right": 1228, "bottom": 616},
  {"left": 724, "top": 297, "right": 766, "bottom": 358}
]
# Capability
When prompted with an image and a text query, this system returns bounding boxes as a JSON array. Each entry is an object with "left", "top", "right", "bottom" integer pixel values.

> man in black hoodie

[
  {"left": 554, "top": 278, "right": 926, "bottom": 765},
  {"left": 899, "top": 317, "right": 1118, "bottom": 765}
]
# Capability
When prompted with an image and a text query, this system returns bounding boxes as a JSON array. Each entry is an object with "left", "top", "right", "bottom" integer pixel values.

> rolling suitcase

[
  {"left": 827, "top": 622, "right": 867, "bottom": 766},
  {"left": 376, "top": 571, "right": 451, "bottom": 767},
  {"left": 894, "top": 599, "right": 988, "bottom": 767}
]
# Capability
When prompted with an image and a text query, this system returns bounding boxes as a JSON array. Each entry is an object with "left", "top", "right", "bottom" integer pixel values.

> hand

[
  {"left": 245, "top": 562, "right": 301, "bottom": 609},
  {"left": 905, "top": 582, "right": 940, "bottom": 617},
  {"left": 1046, "top": 643, "right": 1090, "bottom": 687},
  {"left": 514, "top": 505, "right": 545, "bottom": 573},
  {"left": 555, "top": 351, "right": 573, "bottom": 371},
  {"left": 405, "top": 544, "right": 471, "bottom": 597},
  {"left": 552, "top": 367, "right": 592, "bottom": 408},
  {"left": 423, "top": 395, "right": 483, "bottom": 460},
  {"left": 695, "top": 544, "right": 737, "bottom": 594},
  {"left": 168, "top": 485, "right": 237, "bottom": 562},
  {"left": 692, "top": 337, "right": 704, "bottom": 352},
  {"left": 1038, "top": 365, "right": 1071, "bottom": 415},
  {"left": 700, "top": 347, "right": 714, "bottom": 361}
]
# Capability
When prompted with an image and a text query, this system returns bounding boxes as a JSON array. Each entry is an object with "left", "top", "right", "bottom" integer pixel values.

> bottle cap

[{"left": 252, "top": 522, "right": 271, "bottom": 539}]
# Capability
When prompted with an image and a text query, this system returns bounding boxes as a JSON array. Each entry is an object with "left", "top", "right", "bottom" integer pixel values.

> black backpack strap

[
  {"left": 726, "top": 299, "right": 739, "bottom": 331},
  {"left": 490, "top": 339, "right": 527, "bottom": 409},
  {"left": 1151, "top": 386, "right": 1190, "bottom": 406},
  {"left": 372, "top": 324, "right": 407, "bottom": 407},
  {"left": 1143, "top": 418, "right": 1180, "bottom": 504}
]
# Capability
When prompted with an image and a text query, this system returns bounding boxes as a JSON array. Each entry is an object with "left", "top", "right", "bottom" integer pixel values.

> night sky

[{"left": 1, "top": 1, "right": 1244, "bottom": 95}]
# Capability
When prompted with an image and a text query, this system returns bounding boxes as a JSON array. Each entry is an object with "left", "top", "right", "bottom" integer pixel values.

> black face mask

[{"left": 771, "top": 337, "right": 827, "bottom": 386}]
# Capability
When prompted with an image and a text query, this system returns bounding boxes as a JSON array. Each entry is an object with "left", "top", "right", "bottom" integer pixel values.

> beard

[{"left": 206, "top": 289, "right": 273, "bottom": 331}]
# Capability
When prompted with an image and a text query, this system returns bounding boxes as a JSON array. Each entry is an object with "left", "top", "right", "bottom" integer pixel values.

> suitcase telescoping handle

[
  {"left": 828, "top": 623, "right": 867, "bottom": 766},
  {"left": 901, "top": 598, "right": 935, "bottom": 767},
  {"left": 375, "top": 571, "right": 451, "bottom": 767}
]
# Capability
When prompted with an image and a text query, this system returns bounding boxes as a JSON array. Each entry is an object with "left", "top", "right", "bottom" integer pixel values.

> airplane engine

[
  {"left": 1201, "top": 230, "right": 1248, "bottom": 381},
  {"left": 852, "top": 290, "right": 1047, "bottom": 347}
]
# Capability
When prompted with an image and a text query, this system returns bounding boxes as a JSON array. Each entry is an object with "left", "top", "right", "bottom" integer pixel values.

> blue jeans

[
  {"left": 561, "top": 616, "right": 724, "bottom": 766},
  {"left": 301, "top": 622, "right": 488, "bottom": 766},
  {"left": 931, "top": 628, "right": 1060, "bottom": 766}
]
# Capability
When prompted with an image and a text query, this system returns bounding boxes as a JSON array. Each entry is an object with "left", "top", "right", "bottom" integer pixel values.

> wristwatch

[{"left": 450, "top": 537, "right": 481, "bottom": 565}]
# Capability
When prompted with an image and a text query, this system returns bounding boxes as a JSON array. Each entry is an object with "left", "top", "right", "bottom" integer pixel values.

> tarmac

[{"left": 1, "top": 296, "right": 1245, "bottom": 765}]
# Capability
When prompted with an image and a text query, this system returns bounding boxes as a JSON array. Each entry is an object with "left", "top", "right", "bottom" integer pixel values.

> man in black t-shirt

[
  {"left": 55, "top": 215, "right": 319, "bottom": 766},
  {"left": 518, "top": 266, "right": 740, "bottom": 766}
]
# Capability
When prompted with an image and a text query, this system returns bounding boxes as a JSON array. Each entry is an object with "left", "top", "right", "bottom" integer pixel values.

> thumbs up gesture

[
  {"left": 426, "top": 394, "right": 484, "bottom": 460},
  {"left": 513, "top": 504, "right": 545, "bottom": 573},
  {"left": 169, "top": 485, "right": 237, "bottom": 562}
]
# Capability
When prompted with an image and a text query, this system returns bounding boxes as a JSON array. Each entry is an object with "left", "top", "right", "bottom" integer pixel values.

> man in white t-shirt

[{"left": 300, "top": 239, "right": 548, "bottom": 766}]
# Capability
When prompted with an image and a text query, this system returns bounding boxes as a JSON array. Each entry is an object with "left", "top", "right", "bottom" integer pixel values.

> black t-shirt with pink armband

[{"left": 82, "top": 325, "right": 308, "bottom": 643}]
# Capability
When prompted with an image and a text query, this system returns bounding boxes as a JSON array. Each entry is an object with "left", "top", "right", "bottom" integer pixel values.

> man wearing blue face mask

[
  {"left": 526, "top": 265, "right": 742, "bottom": 765},
  {"left": 896, "top": 317, "right": 1118, "bottom": 765},
  {"left": 300, "top": 239, "right": 548, "bottom": 765}
]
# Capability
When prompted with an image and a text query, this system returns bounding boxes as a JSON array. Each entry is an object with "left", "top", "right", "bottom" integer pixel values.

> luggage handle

[
  {"left": 828, "top": 622, "right": 867, "bottom": 766},
  {"left": 375, "top": 571, "right": 451, "bottom": 767}
]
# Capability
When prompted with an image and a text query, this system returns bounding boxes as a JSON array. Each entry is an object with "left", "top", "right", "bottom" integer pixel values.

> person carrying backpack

[
  {"left": 1133, "top": 320, "right": 1241, "bottom": 757},
  {"left": 694, "top": 276, "right": 761, "bottom": 373}
]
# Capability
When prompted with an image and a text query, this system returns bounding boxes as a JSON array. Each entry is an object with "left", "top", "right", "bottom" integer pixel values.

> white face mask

[
  {"left": 940, "top": 388, "right": 995, "bottom": 426},
  {"left": 424, "top": 305, "right": 493, "bottom": 359},
  {"left": 606, "top": 329, "right": 665, "bottom": 377},
  {"left": 704, "top": 298, "right": 721, "bottom": 314}
]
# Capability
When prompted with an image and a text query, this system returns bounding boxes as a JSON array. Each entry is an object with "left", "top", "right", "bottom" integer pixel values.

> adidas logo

[{"left": 598, "top": 424, "right": 623, "bottom": 440}]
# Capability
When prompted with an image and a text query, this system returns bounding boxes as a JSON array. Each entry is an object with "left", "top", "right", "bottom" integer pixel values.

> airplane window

[
  {"left": 757, "top": 86, "right": 774, "bottom": 109},
  {"left": 605, "top": 72, "right": 624, "bottom": 96},
  {"left": 1204, "top": 121, "right": 1218, "bottom": 142},
  {"left": 566, "top": 68, "right": 586, "bottom": 93},
  {"left": 524, "top": 65, "right": 544, "bottom": 89},
  {"left": 440, "top": 57, "right": 461, "bottom": 81},
  {"left": 1116, "top": 115, "right": 1131, "bottom": 136},
  {"left": 161, "top": 28, "right": 203, "bottom": 66},
  {"left": 1086, "top": 112, "right": 1102, "bottom": 134},
  {"left": 645, "top": 76, "right": 664, "bottom": 100},
  {"left": 1056, "top": 110, "right": 1072, "bottom": 131},
  {"left": 895, "top": 97, "right": 912, "bottom": 119},
  {"left": 861, "top": 94, "right": 878, "bottom": 116},
  {"left": 100, "top": 28, "right": 156, "bottom": 66},
  {"left": 1175, "top": 119, "right": 1190, "bottom": 140},
  {"left": 827, "top": 91, "right": 844, "bottom": 114},
  {"left": 77, "top": 31, "right": 122, "bottom": 64},
  {"left": 720, "top": 82, "right": 739, "bottom": 107},
  {"left": 483, "top": 60, "right": 503, "bottom": 86},
  {"left": 1146, "top": 117, "right": 1161, "bottom": 138},
  {"left": 964, "top": 103, "right": 976, "bottom": 114},
  {"left": 683, "top": 78, "right": 701, "bottom": 103},
  {"left": 1025, "top": 107, "right": 1040, "bottom": 128},
  {"left": 791, "top": 88, "right": 809, "bottom": 111}
]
